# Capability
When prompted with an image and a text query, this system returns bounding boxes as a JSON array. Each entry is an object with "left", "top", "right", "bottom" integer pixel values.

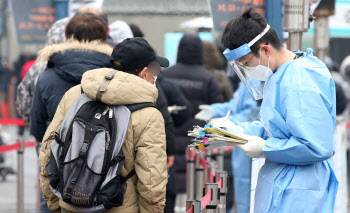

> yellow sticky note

[{"left": 199, "top": 144, "right": 204, "bottom": 150}]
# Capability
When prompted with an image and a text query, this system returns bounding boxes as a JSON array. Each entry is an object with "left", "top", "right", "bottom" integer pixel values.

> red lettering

[
  {"left": 218, "top": 4, "right": 227, "bottom": 12},
  {"left": 255, "top": 8, "right": 265, "bottom": 16},
  {"left": 228, "top": 4, "right": 236, "bottom": 12},
  {"left": 19, "top": 22, "right": 27, "bottom": 29},
  {"left": 48, "top": 15, "right": 56, "bottom": 23}
]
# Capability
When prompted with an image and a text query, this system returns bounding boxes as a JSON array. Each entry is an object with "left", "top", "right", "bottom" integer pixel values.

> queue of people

[{"left": 0, "top": 5, "right": 345, "bottom": 213}]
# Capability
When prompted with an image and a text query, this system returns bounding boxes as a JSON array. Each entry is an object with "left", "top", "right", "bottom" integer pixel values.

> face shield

[{"left": 223, "top": 24, "right": 270, "bottom": 100}]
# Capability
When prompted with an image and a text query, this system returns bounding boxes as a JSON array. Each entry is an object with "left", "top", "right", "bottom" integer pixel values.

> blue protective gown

[
  {"left": 211, "top": 82, "right": 258, "bottom": 213},
  {"left": 239, "top": 49, "right": 338, "bottom": 213}
]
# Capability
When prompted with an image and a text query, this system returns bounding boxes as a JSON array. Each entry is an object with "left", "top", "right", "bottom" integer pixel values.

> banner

[
  {"left": 68, "top": 0, "right": 104, "bottom": 17},
  {"left": 11, "top": 0, "right": 55, "bottom": 44}
]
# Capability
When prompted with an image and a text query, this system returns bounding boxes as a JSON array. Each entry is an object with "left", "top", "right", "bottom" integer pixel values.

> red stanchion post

[
  {"left": 216, "top": 171, "right": 228, "bottom": 213},
  {"left": 196, "top": 153, "right": 206, "bottom": 200},
  {"left": 207, "top": 161, "right": 217, "bottom": 184},
  {"left": 186, "top": 200, "right": 201, "bottom": 213},
  {"left": 216, "top": 148, "right": 224, "bottom": 171},
  {"left": 17, "top": 123, "right": 26, "bottom": 213},
  {"left": 186, "top": 148, "right": 196, "bottom": 200},
  {"left": 204, "top": 183, "right": 219, "bottom": 213}
]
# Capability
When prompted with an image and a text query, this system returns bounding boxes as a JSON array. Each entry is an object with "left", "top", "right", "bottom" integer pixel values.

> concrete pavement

[{"left": 0, "top": 126, "right": 37, "bottom": 213}]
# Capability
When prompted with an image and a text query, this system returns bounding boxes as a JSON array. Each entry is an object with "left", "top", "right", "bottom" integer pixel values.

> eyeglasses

[
  {"left": 243, "top": 54, "right": 255, "bottom": 67},
  {"left": 235, "top": 53, "right": 254, "bottom": 68},
  {"left": 235, "top": 44, "right": 265, "bottom": 68}
]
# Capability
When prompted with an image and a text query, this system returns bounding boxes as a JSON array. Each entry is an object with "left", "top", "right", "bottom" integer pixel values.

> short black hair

[
  {"left": 99, "top": 12, "right": 108, "bottom": 25},
  {"left": 66, "top": 13, "right": 108, "bottom": 42},
  {"left": 129, "top": 24, "right": 144, "bottom": 37},
  {"left": 222, "top": 8, "right": 282, "bottom": 56}
]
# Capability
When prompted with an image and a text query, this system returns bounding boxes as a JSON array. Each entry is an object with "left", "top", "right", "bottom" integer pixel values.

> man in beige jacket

[{"left": 39, "top": 38, "right": 169, "bottom": 212}]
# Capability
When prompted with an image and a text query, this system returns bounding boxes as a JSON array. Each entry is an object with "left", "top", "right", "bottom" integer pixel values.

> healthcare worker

[
  {"left": 195, "top": 82, "right": 257, "bottom": 213},
  {"left": 213, "top": 8, "right": 338, "bottom": 213}
]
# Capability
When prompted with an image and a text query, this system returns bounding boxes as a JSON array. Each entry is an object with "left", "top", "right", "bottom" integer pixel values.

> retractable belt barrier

[
  {"left": 0, "top": 141, "right": 35, "bottom": 154},
  {"left": 0, "top": 119, "right": 34, "bottom": 154},
  {"left": 186, "top": 147, "right": 228, "bottom": 213},
  {"left": 0, "top": 118, "right": 26, "bottom": 126},
  {"left": 0, "top": 118, "right": 29, "bottom": 213}
]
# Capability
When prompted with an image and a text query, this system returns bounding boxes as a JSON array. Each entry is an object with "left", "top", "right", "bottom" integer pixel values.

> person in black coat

[
  {"left": 155, "top": 85, "right": 177, "bottom": 213},
  {"left": 156, "top": 85, "right": 176, "bottom": 162},
  {"left": 30, "top": 13, "right": 113, "bottom": 142},
  {"left": 162, "top": 33, "right": 225, "bottom": 198},
  {"left": 157, "top": 72, "right": 191, "bottom": 128}
]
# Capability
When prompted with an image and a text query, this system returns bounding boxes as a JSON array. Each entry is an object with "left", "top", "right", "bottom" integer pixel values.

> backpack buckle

[
  {"left": 79, "top": 143, "right": 89, "bottom": 158},
  {"left": 104, "top": 74, "right": 115, "bottom": 80}
]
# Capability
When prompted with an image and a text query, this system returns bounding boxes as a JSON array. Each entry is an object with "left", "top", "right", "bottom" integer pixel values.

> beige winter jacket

[{"left": 39, "top": 68, "right": 167, "bottom": 213}]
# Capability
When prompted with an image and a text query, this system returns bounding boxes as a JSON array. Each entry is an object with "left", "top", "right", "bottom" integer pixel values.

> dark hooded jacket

[
  {"left": 156, "top": 85, "right": 176, "bottom": 156},
  {"left": 30, "top": 40, "right": 113, "bottom": 141},
  {"left": 162, "top": 33, "right": 224, "bottom": 193},
  {"left": 157, "top": 72, "right": 191, "bottom": 128}
]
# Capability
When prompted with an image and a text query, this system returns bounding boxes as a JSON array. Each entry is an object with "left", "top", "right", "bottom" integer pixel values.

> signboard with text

[
  {"left": 11, "top": 0, "right": 55, "bottom": 44},
  {"left": 209, "top": 0, "right": 265, "bottom": 33}
]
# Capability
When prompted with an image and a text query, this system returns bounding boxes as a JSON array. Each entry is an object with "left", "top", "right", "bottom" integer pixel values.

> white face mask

[
  {"left": 153, "top": 76, "right": 157, "bottom": 87},
  {"left": 243, "top": 48, "right": 273, "bottom": 81}
]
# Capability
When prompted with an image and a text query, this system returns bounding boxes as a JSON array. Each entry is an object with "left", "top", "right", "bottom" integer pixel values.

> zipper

[
  {"left": 108, "top": 108, "right": 113, "bottom": 118},
  {"left": 106, "top": 131, "right": 111, "bottom": 150},
  {"left": 102, "top": 106, "right": 110, "bottom": 116},
  {"left": 102, "top": 106, "right": 113, "bottom": 118}
]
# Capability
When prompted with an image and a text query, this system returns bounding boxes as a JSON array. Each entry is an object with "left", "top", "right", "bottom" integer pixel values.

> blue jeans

[{"left": 40, "top": 190, "right": 53, "bottom": 213}]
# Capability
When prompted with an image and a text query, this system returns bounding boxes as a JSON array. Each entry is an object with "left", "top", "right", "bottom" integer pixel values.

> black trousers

[{"left": 164, "top": 193, "right": 176, "bottom": 213}]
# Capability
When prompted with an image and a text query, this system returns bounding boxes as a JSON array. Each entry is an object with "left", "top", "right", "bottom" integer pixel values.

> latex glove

[
  {"left": 209, "top": 117, "right": 245, "bottom": 136},
  {"left": 195, "top": 105, "right": 216, "bottom": 121},
  {"left": 236, "top": 134, "right": 266, "bottom": 158}
]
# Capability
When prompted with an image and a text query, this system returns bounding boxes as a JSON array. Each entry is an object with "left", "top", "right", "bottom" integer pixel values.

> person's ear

[
  {"left": 261, "top": 44, "right": 271, "bottom": 58},
  {"left": 108, "top": 27, "right": 111, "bottom": 35},
  {"left": 138, "top": 67, "right": 148, "bottom": 79}
]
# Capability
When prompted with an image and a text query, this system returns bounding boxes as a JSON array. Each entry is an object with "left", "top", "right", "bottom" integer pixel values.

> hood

[
  {"left": 202, "top": 40, "right": 223, "bottom": 71},
  {"left": 37, "top": 39, "right": 113, "bottom": 83},
  {"left": 81, "top": 68, "right": 158, "bottom": 105},
  {"left": 109, "top": 21, "right": 134, "bottom": 45},
  {"left": 45, "top": 17, "right": 70, "bottom": 45},
  {"left": 177, "top": 33, "right": 203, "bottom": 65}
]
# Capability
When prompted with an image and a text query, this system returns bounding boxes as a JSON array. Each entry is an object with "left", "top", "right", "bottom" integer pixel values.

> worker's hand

[
  {"left": 195, "top": 105, "right": 216, "bottom": 121},
  {"left": 236, "top": 134, "right": 266, "bottom": 158},
  {"left": 167, "top": 155, "right": 175, "bottom": 168},
  {"left": 209, "top": 117, "right": 245, "bottom": 136}
]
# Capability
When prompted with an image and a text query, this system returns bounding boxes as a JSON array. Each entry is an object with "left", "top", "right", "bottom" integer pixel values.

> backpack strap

[
  {"left": 106, "top": 103, "right": 157, "bottom": 183},
  {"left": 96, "top": 70, "right": 118, "bottom": 102},
  {"left": 64, "top": 127, "right": 98, "bottom": 204},
  {"left": 126, "top": 102, "right": 157, "bottom": 112},
  {"left": 122, "top": 169, "right": 136, "bottom": 182},
  {"left": 110, "top": 151, "right": 136, "bottom": 182}
]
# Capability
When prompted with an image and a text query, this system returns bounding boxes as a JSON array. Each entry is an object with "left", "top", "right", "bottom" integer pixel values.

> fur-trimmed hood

[
  {"left": 37, "top": 39, "right": 113, "bottom": 83},
  {"left": 37, "top": 39, "right": 113, "bottom": 62}
]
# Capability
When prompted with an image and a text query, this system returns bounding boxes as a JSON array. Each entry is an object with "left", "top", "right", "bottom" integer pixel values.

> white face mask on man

[
  {"left": 243, "top": 48, "right": 273, "bottom": 81},
  {"left": 153, "top": 76, "right": 157, "bottom": 87}
]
